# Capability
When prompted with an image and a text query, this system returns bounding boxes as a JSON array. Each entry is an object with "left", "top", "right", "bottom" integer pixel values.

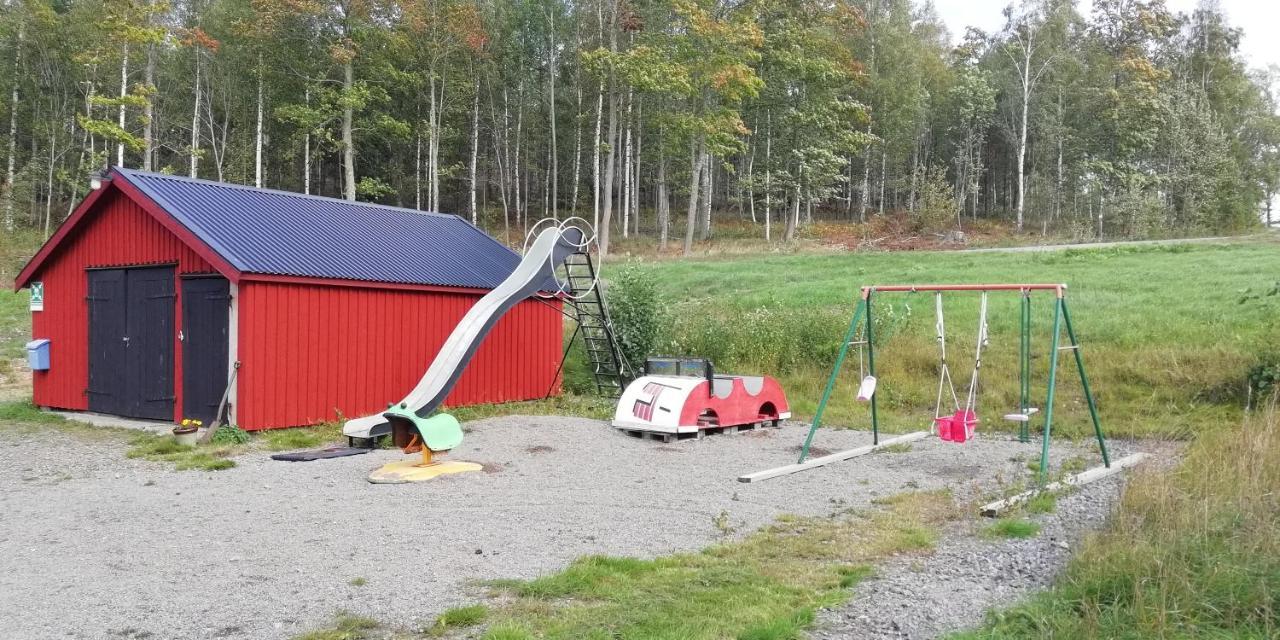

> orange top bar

[{"left": 860, "top": 283, "right": 1066, "bottom": 299}]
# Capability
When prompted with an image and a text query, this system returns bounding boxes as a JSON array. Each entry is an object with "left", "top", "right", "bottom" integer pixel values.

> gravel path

[
  {"left": 808, "top": 476, "right": 1122, "bottom": 639},
  {"left": 809, "top": 439, "right": 1170, "bottom": 640},
  {"left": 0, "top": 416, "right": 1097, "bottom": 640}
]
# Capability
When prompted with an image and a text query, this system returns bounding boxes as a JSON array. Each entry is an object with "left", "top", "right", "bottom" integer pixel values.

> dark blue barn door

[
  {"left": 181, "top": 276, "right": 230, "bottom": 424},
  {"left": 87, "top": 269, "right": 128, "bottom": 416},
  {"left": 87, "top": 266, "right": 176, "bottom": 421}
]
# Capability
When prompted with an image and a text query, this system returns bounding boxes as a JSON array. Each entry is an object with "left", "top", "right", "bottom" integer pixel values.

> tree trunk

[
  {"left": 415, "top": 125, "right": 422, "bottom": 209},
  {"left": 878, "top": 149, "right": 886, "bottom": 217},
  {"left": 514, "top": 81, "right": 524, "bottom": 226},
  {"left": 859, "top": 129, "right": 871, "bottom": 221},
  {"left": 599, "top": 86, "right": 618, "bottom": 255},
  {"left": 303, "top": 85, "right": 311, "bottom": 194},
  {"left": 117, "top": 45, "right": 128, "bottom": 167},
  {"left": 1016, "top": 58, "right": 1030, "bottom": 232},
  {"left": 342, "top": 59, "right": 355, "bottom": 201},
  {"left": 432, "top": 76, "right": 443, "bottom": 212},
  {"left": 470, "top": 76, "right": 480, "bottom": 224},
  {"left": 657, "top": 142, "right": 669, "bottom": 250},
  {"left": 682, "top": 137, "right": 704, "bottom": 256},
  {"left": 4, "top": 22, "right": 22, "bottom": 231},
  {"left": 621, "top": 89, "right": 632, "bottom": 238},
  {"left": 764, "top": 111, "right": 772, "bottom": 242},
  {"left": 784, "top": 180, "right": 800, "bottom": 241},
  {"left": 571, "top": 82, "right": 582, "bottom": 216},
  {"left": 633, "top": 97, "right": 642, "bottom": 237},
  {"left": 43, "top": 121, "right": 54, "bottom": 236},
  {"left": 700, "top": 153, "right": 712, "bottom": 240},
  {"left": 255, "top": 52, "right": 264, "bottom": 187},
  {"left": 190, "top": 45, "right": 200, "bottom": 178},
  {"left": 143, "top": 40, "right": 155, "bottom": 171},
  {"left": 908, "top": 139, "right": 919, "bottom": 213},
  {"left": 547, "top": 8, "right": 558, "bottom": 219}
]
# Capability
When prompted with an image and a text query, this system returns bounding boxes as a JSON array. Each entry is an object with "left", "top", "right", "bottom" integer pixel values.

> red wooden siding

[
  {"left": 236, "top": 280, "right": 563, "bottom": 430},
  {"left": 28, "top": 187, "right": 217, "bottom": 418}
]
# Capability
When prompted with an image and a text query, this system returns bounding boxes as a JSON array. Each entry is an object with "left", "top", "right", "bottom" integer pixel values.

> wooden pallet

[{"left": 617, "top": 420, "right": 780, "bottom": 444}]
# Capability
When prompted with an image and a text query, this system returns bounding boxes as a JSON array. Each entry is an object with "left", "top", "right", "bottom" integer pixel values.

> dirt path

[{"left": 955, "top": 233, "right": 1268, "bottom": 254}]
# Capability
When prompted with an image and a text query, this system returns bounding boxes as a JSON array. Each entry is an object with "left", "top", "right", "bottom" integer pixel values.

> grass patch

[
  {"left": 480, "top": 624, "right": 533, "bottom": 640},
  {"left": 983, "top": 518, "right": 1042, "bottom": 539},
  {"left": 0, "top": 289, "right": 31, "bottom": 359},
  {"left": 1022, "top": 492, "right": 1057, "bottom": 515},
  {"left": 470, "top": 490, "right": 957, "bottom": 639},
  {"left": 125, "top": 433, "right": 239, "bottom": 471},
  {"left": 258, "top": 423, "right": 343, "bottom": 451},
  {"left": 877, "top": 442, "right": 913, "bottom": 454},
  {"left": 293, "top": 613, "right": 379, "bottom": 640},
  {"left": 955, "top": 396, "right": 1280, "bottom": 639},
  {"left": 836, "top": 564, "right": 876, "bottom": 588},
  {"left": 426, "top": 604, "right": 488, "bottom": 635},
  {"left": 348, "top": 577, "right": 366, "bottom": 587},
  {"left": 0, "top": 399, "right": 68, "bottom": 425}
]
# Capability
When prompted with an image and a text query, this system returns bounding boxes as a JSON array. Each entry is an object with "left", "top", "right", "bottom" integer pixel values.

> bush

[
  {"left": 914, "top": 167, "right": 961, "bottom": 232},
  {"left": 605, "top": 265, "right": 665, "bottom": 370},
  {"left": 210, "top": 424, "right": 252, "bottom": 445}
]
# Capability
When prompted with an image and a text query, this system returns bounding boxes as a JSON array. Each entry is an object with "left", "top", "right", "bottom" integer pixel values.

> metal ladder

[{"left": 561, "top": 251, "right": 632, "bottom": 397}]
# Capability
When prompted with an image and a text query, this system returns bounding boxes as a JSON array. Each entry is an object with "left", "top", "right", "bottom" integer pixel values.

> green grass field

[{"left": 622, "top": 238, "right": 1280, "bottom": 439}]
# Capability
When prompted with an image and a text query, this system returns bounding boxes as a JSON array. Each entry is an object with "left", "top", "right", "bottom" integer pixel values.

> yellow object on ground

[{"left": 367, "top": 459, "right": 483, "bottom": 484}]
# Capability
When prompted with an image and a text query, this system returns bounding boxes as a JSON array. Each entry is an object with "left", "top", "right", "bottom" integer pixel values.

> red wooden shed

[{"left": 14, "top": 168, "right": 562, "bottom": 430}]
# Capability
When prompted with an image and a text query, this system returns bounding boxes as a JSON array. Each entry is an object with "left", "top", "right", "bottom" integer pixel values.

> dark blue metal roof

[{"left": 114, "top": 168, "right": 521, "bottom": 289}]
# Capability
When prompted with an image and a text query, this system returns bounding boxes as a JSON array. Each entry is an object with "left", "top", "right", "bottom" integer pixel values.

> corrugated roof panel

[{"left": 115, "top": 168, "right": 521, "bottom": 289}]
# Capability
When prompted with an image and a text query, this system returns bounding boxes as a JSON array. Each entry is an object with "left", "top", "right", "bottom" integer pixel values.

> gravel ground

[
  {"left": 0, "top": 416, "right": 1099, "bottom": 640},
  {"left": 809, "top": 440, "right": 1170, "bottom": 640}
]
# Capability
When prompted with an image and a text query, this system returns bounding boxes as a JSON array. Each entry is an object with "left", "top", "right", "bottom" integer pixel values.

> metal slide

[{"left": 342, "top": 225, "right": 586, "bottom": 440}]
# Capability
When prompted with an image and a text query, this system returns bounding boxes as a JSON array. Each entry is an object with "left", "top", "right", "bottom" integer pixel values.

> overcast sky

[{"left": 930, "top": 0, "right": 1280, "bottom": 71}]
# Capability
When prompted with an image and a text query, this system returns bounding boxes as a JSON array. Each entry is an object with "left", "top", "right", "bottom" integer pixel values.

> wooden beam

[
  {"left": 738, "top": 431, "right": 929, "bottom": 483},
  {"left": 979, "top": 452, "right": 1149, "bottom": 517}
]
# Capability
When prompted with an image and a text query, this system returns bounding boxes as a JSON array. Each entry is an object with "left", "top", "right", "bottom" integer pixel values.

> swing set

[{"left": 740, "top": 284, "right": 1136, "bottom": 493}]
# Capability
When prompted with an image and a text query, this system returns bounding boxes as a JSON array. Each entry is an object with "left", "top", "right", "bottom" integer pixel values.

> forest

[{"left": 2, "top": 0, "right": 1279, "bottom": 256}]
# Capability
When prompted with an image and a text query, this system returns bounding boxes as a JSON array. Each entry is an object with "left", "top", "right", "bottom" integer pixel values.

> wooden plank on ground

[
  {"left": 737, "top": 431, "right": 929, "bottom": 483},
  {"left": 979, "top": 452, "right": 1149, "bottom": 517}
]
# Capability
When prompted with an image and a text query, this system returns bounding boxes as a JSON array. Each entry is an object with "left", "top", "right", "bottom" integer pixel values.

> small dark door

[
  {"left": 181, "top": 277, "right": 230, "bottom": 424},
  {"left": 87, "top": 269, "right": 128, "bottom": 416},
  {"left": 86, "top": 266, "right": 176, "bottom": 420},
  {"left": 128, "top": 267, "right": 177, "bottom": 420}
]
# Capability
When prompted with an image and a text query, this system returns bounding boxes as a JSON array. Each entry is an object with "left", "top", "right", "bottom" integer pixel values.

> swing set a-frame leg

[
  {"left": 1062, "top": 297, "right": 1110, "bottom": 468},
  {"left": 798, "top": 298, "right": 867, "bottom": 463},
  {"left": 866, "top": 293, "right": 879, "bottom": 446},
  {"left": 1040, "top": 298, "right": 1063, "bottom": 485},
  {"left": 1019, "top": 293, "right": 1031, "bottom": 443},
  {"left": 1041, "top": 296, "right": 1111, "bottom": 484}
]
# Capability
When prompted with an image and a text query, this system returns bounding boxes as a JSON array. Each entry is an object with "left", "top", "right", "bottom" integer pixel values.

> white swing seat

[
  {"left": 857, "top": 376, "right": 877, "bottom": 402},
  {"left": 1002, "top": 408, "right": 1039, "bottom": 422}
]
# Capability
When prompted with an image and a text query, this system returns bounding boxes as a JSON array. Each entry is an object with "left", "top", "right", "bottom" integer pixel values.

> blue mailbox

[{"left": 26, "top": 339, "right": 50, "bottom": 371}]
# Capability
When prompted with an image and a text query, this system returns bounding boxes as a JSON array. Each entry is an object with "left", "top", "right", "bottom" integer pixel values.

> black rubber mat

[{"left": 270, "top": 447, "right": 372, "bottom": 462}]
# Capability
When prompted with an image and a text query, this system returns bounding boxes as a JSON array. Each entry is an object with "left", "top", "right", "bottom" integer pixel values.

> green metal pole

[
  {"left": 1061, "top": 298, "right": 1111, "bottom": 467},
  {"left": 866, "top": 292, "right": 879, "bottom": 445},
  {"left": 1019, "top": 293, "right": 1031, "bottom": 443},
  {"left": 797, "top": 297, "right": 866, "bottom": 463},
  {"left": 1039, "top": 297, "right": 1064, "bottom": 485}
]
